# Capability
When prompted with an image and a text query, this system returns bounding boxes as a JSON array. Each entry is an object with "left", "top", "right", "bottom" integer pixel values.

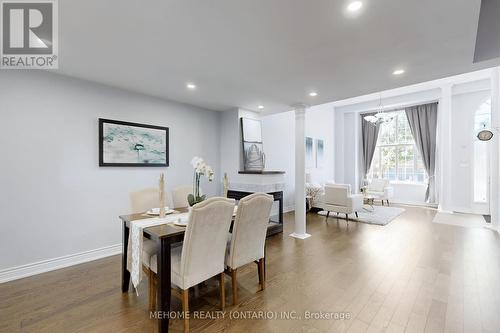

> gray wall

[{"left": 0, "top": 71, "right": 221, "bottom": 271}]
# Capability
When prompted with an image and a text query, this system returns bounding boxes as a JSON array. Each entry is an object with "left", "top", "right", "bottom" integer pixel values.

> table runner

[{"left": 127, "top": 214, "right": 188, "bottom": 294}]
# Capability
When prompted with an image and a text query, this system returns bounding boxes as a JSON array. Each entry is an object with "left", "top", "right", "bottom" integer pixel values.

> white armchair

[
  {"left": 320, "top": 184, "right": 363, "bottom": 223},
  {"left": 365, "top": 179, "right": 394, "bottom": 206}
]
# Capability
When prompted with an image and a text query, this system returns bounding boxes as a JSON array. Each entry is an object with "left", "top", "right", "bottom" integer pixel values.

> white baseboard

[
  {"left": 0, "top": 244, "right": 122, "bottom": 284},
  {"left": 392, "top": 200, "right": 437, "bottom": 208},
  {"left": 289, "top": 232, "right": 311, "bottom": 239}
]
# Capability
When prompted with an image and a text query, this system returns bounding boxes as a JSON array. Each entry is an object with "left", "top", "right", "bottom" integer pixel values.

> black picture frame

[{"left": 99, "top": 118, "right": 169, "bottom": 167}]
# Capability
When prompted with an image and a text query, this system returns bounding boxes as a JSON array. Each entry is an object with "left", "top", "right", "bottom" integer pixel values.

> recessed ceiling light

[
  {"left": 258, "top": 105, "right": 264, "bottom": 110},
  {"left": 393, "top": 69, "right": 405, "bottom": 75},
  {"left": 309, "top": 92, "right": 318, "bottom": 97},
  {"left": 186, "top": 83, "right": 196, "bottom": 90},
  {"left": 347, "top": 1, "right": 363, "bottom": 12}
]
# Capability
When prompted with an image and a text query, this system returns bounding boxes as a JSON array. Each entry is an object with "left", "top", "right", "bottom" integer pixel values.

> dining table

[
  {"left": 119, "top": 208, "right": 187, "bottom": 333},
  {"left": 119, "top": 207, "right": 266, "bottom": 333}
]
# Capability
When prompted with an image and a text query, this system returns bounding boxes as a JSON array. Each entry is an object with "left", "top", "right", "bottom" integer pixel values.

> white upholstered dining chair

[
  {"left": 146, "top": 197, "right": 235, "bottom": 333},
  {"left": 225, "top": 193, "right": 274, "bottom": 305},
  {"left": 130, "top": 187, "right": 171, "bottom": 213},
  {"left": 172, "top": 186, "right": 192, "bottom": 208}
]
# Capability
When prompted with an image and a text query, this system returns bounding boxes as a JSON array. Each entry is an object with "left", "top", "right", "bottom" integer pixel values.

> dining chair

[
  {"left": 130, "top": 187, "right": 170, "bottom": 310},
  {"left": 130, "top": 187, "right": 171, "bottom": 213},
  {"left": 225, "top": 192, "right": 274, "bottom": 305},
  {"left": 172, "top": 186, "right": 193, "bottom": 208},
  {"left": 145, "top": 197, "right": 235, "bottom": 333}
]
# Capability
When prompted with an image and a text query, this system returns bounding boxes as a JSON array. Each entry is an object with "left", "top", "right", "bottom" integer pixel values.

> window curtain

[
  {"left": 361, "top": 113, "right": 381, "bottom": 180},
  {"left": 405, "top": 102, "right": 438, "bottom": 203}
]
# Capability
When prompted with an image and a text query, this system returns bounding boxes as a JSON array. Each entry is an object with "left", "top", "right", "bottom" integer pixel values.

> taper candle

[{"left": 159, "top": 173, "right": 166, "bottom": 218}]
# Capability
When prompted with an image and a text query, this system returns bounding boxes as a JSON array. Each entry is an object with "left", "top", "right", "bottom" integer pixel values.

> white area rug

[
  {"left": 432, "top": 212, "right": 489, "bottom": 229},
  {"left": 317, "top": 206, "right": 405, "bottom": 226}
]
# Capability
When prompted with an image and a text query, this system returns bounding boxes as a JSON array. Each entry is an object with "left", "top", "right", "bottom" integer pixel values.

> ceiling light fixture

[
  {"left": 347, "top": 1, "right": 363, "bottom": 12},
  {"left": 363, "top": 93, "right": 395, "bottom": 125},
  {"left": 309, "top": 92, "right": 318, "bottom": 97},
  {"left": 186, "top": 83, "right": 196, "bottom": 90},
  {"left": 393, "top": 69, "right": 405, "bottom": 75},
  {"left": 258, "top": 105, "right": 264, "bottom": 110}
]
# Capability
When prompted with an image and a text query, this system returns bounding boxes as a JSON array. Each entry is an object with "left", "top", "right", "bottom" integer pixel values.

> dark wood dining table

[
  {"left": 119, "top": 207, "right": 268, "bottom": 333},
  {"left": 119, "top": 209, "right": 188, "bottom": 333}
]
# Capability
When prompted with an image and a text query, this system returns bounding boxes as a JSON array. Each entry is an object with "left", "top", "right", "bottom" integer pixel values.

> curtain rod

[{"left": 359, "top": 99, "right": 439, "bottom": 115}]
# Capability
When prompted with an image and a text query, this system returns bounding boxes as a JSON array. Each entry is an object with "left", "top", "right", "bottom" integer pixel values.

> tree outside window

[{"left": 368, "top": 111, "right": 427, "bottom": 183}]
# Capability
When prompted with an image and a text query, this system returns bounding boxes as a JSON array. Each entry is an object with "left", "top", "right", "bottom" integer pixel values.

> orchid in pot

[{"left": 188, "top": 157, "right": 214, "bottom": 206}]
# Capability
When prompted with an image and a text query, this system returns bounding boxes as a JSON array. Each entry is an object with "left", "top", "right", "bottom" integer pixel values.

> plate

[
  {"left": 146, "top": 207, "right": 175, "bottom": 216},
  {"left": 174, "top": 217, "right": 188, "bottom": 227}
]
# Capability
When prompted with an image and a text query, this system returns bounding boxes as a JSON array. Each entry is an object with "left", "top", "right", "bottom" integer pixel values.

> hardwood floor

[{"left": 2, "top": 206, "right": 500, "bottom": 333}]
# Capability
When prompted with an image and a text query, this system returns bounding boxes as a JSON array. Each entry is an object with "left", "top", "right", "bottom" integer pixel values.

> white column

[
  {"left": 438, "top": 83, "right": 453, "bottom": 212},
  {"left": 334, "top": 109, "right": 345, "bottom": 183},
  {"left": 490, "top": 67, "right": 500, "bottom": 231},
  {"left": 290, "top": 104, "right": 311, "bottom": 239}
]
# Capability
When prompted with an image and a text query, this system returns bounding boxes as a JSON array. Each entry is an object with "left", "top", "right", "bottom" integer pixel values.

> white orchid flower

[
  {"left": 191, "top": 156, "right": 215, "bottom": 183},
  {"left": 196, "top": 162, "right": 206, "bottom": 174},
  {"left": 191, "top": 156, "right": 202, "bottom": 168}
]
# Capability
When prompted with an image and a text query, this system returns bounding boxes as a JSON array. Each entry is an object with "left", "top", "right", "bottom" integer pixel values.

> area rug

[
  {"left": 432, "top": 212, "right": 489, "bottom": 229},
  {"left": 317, "top": 206, "right": 405, "bottom": 226}
]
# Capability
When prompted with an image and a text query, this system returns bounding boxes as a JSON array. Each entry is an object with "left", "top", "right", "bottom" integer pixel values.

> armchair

[
  {"left": 320, "top": 184, "right": 363, "bottom": 223},
  {"left": 365, "top": 179, "right": 394, "bottom": 206}
]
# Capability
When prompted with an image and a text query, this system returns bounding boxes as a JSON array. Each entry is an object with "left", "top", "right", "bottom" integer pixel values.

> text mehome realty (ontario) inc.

[{"left": 149, "top": 310, "right": 352, "bottom": 321}]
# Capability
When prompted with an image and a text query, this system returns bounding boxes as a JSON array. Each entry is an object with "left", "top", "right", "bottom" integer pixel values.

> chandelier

[{"left": 363, "top": 93, "right": 394, "bottom": 125}]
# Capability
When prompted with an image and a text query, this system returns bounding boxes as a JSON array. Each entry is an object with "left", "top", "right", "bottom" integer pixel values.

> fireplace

[{"left": 227, "top": 181, "right": 285, "bottom": 236}]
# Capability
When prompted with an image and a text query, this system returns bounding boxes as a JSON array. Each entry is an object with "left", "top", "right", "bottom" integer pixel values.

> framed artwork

[
  {"left": 241, "top": 118, "right": 265, "bottom": 171},
  {"left": 241, "top": 118, "right": 262, "bottom": 142},
  {"left": 305, "top": 136, "right": 314, "bottom": 169},
  {"left": 99, "top": 118, "right": 169, "bottom": 167},
  {"left": 243, "top": 142, "right": 265, "bottom": 171},
  {"left": 316, "top": 139, "right": 325, "bottom": 168}
]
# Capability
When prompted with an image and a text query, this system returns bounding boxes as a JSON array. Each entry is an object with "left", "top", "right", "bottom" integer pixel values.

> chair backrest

[
  {"left": 130, "top": 187, "right": 170, "bottom": 213},
  {"left": 324, "top": 184, "right": 351, "bottom": 207},
  {"left": 368, "top": 179, "right": 388, "bottom": 192},
  {"left": 228, "top": 193, "right": 274, "bottom": 269},
  {"left": 180, "top": 197, "right": 235, "bottom": 288},
  {"left": 172, "top": 186, "right": 192, "bottom": 208}
]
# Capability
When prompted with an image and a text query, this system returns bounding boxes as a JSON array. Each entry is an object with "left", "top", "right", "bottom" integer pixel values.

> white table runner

[{"left": 126, "top": 214, "right": 188, "bottom": 294}]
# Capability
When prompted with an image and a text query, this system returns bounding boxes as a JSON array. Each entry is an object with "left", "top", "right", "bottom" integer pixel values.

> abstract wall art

[
  {"left": 99, "top": 118, "right": 169, "bottom": 167},
  {"left": 316, "top": 139, "right": 325, "bottom": 168}
]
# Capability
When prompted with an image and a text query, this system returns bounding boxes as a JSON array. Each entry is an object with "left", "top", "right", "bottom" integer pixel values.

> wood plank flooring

[{"left": 1, "top": 205, "right": 500, "bottom": 333}]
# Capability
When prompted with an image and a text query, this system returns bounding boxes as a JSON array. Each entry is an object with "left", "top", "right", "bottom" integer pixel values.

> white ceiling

[{"left": 56, "top": 0, "right": 500, "bottom": 113}]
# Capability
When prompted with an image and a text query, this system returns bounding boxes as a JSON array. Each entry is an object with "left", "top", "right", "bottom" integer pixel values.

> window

[{"left": 367, "top": 110, "right": 427, "bottom": 183}]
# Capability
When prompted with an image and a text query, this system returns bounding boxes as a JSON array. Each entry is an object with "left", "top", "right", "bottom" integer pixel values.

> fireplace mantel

[{"left": 238, "top": 170, "right": 285, "bottom": 175}]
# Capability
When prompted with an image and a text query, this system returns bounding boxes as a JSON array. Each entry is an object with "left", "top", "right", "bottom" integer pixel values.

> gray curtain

[
  {"left": 405, "top": 102, "right": 438, "bottom": 203},
  {"left": 361, "top": 113, "right": 381, "bottom": 180}
]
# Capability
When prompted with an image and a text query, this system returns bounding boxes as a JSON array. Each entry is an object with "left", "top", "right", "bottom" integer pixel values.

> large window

[{"left": 367, "top": 110, "right": 427, "bottom": 183}]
